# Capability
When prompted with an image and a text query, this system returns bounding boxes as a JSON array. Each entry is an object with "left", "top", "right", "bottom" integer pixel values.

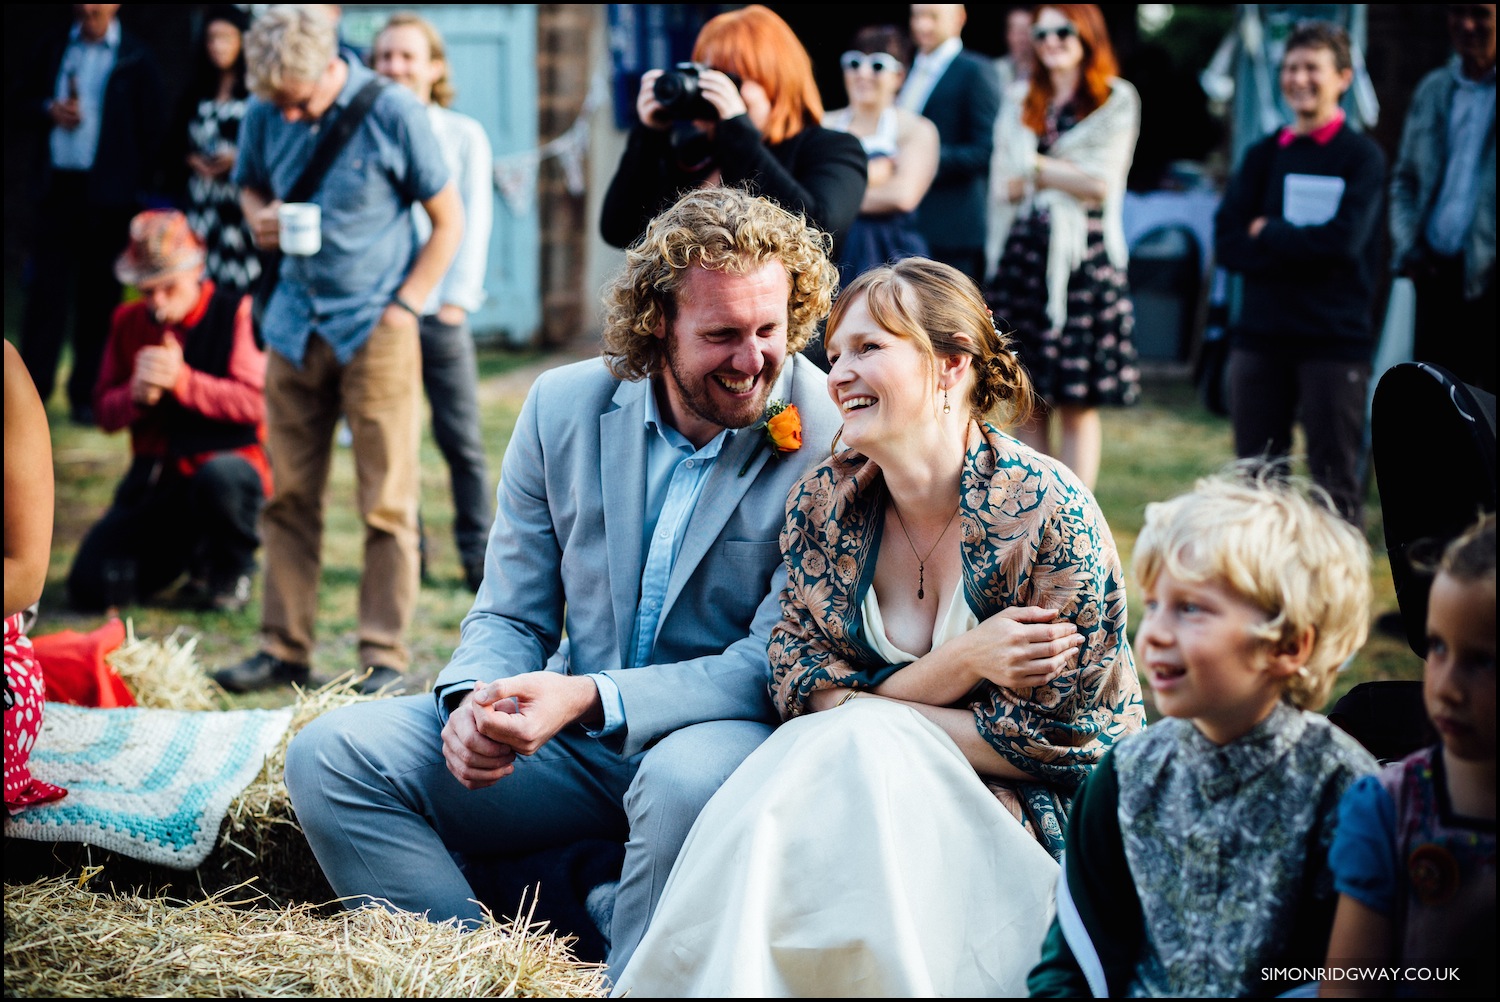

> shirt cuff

[
  {"left": 586, "top": 672, "right": 626, "bottom": 738},
  {"left": 434, "top": 680, "right": 478, "bottom": 723}
]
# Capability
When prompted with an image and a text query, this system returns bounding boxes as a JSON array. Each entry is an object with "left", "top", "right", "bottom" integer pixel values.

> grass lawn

[{"left": 21, "top": 339, "right": 1421, "bottom": 716}]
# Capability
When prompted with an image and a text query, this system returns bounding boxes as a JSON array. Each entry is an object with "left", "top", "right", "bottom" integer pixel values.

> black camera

[{"left": 652, "top": 62, "right": 741, "bottom": 122}]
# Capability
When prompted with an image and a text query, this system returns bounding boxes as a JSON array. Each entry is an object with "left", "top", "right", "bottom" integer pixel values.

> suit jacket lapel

[
  {"left": 601, "top": 378, "right": 648, "bottom": 662},
  {"left": 922, "top": 57, "right": 958, "bottom": 118}
]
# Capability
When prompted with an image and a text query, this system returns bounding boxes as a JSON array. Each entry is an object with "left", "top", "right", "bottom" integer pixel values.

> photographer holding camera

[{"left": 601, "top": 5, "right": 867, "bottom": 255}]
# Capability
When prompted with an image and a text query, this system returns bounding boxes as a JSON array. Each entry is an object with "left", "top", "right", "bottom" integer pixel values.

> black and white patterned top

[
  {"left": 1114, "top": 701, "right": 1377, "bottom": 996},
  {"left": 185, "top": 96, "right": 260, "bottom": 295}
]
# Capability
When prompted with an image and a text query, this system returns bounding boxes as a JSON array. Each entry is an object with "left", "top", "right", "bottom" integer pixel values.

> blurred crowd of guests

[{"left": 7, "top": 2, "right": 1495, "bottom": 684}]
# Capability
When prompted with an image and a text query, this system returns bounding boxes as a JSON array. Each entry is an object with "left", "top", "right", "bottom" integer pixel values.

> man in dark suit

[
  {"left": 17, "top": 4, "right": 166, "bottom": 424},
  {"left": 899, "top": 3, "right": 1000, "bottom": 283}
]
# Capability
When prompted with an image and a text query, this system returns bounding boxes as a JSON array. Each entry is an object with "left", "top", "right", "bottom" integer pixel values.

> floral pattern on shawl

[{"left": 769, "top": 423, "right": 1145, "bottom": 859}]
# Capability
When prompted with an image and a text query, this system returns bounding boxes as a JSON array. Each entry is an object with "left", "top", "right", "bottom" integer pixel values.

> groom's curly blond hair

[{"left": 600, "top": 187, "right": 837, "bottom": 382}]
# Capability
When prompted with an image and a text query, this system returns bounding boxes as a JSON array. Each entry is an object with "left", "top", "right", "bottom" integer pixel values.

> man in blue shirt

[
  {"left": 214, "top": 5, "right": 462, "bottom": 695},
  {"left": 284, "top": 186, "right": 843, "bottom": 984}
]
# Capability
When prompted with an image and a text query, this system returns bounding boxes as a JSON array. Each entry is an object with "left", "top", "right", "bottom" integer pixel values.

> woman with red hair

[
  {"left": 985, "top": 4, "right": 1140, "bottom": 492},
  {"left": 600, "top": 5, "right": 867, "bottom": 254}
]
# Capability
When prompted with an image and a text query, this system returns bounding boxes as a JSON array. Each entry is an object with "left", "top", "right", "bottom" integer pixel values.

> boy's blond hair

[{"left": 1133, "top": 468, "right": 1372, "bottom": 709}]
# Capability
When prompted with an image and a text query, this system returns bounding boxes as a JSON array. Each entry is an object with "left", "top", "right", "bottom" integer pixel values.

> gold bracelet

[{"left": 837, "top": 689, "right": 860, "bottom": 707}]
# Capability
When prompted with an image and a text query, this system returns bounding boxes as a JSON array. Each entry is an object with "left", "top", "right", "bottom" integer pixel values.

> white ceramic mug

[{"left": 278, "top": 202, "right": 322, "bottom": 256}]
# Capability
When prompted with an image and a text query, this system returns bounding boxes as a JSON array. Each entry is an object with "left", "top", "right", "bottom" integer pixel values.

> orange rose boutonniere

[{"left": 738, "top": 400, "right": 802, "bottom": 476}]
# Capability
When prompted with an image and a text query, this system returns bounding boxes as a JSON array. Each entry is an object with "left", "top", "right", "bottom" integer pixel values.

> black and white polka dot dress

[{"left": 185, "top": 96, "right": 261, "bottom": 296}]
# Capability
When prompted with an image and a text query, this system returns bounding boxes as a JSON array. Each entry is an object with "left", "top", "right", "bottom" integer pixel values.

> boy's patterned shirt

[{"left": 1114, "top": 701, "right": 1378, "bottom": 996}]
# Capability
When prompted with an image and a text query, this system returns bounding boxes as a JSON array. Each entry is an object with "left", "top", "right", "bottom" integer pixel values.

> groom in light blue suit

[{"left": 285, "top": 186, "right": 843, "bottom": 981}]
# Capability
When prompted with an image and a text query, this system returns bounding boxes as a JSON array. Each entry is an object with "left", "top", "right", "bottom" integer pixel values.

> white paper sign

[{"left": 1283, "top": 173, "right": 1345, "bottom": 226}]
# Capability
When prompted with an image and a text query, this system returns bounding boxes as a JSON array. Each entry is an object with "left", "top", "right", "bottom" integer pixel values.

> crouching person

[
  {"left": 1029, "top": 469, "right": 1379, "bottom": 997},
  {"left": 68, "top": 209, "right": 270, "bottom": 613}
]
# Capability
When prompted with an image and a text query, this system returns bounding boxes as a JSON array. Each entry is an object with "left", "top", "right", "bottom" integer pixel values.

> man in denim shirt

[
  {"left": 1389, "top": 3, "right": 1495, "bottom": 394},
  {"left": 215, "top": 5, "right": 462, "bottom": 695}
]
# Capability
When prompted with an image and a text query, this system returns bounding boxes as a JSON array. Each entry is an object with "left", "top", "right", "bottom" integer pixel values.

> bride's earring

[{"left": 942, "top": 387, "right": 952, "bottom": 415}]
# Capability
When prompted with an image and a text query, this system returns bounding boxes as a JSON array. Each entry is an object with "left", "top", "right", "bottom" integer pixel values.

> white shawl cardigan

[{"left": 987, "top": 77, "right": 1140, "bottom": 330}]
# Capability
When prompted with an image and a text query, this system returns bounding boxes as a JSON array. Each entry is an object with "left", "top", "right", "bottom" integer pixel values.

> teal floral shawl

[{"left": 769, "top": 422, "right": 1146, "bottom": 859}]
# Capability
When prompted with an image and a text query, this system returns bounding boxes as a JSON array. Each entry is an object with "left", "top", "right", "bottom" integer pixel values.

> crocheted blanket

[{"left": 8, "top": 703, "right": 294, "bottom": 869}]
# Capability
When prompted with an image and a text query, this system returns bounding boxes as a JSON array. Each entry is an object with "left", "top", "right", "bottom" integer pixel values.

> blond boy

[{"left": 1029, "top": 472, "right": 1379, "bottom": 997}]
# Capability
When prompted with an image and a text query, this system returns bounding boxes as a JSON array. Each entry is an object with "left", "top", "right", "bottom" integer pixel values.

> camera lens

[
  {"left": 652, "top": 62, "right": 723, "bottom": 122},
  {"left": 653, "top": 71, "right": 690, "bottom": 106}
]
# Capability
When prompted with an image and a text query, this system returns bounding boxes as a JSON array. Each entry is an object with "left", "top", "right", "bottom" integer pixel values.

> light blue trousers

[{"left": 284, "top": 693, "right": 770, "bottom": 982}]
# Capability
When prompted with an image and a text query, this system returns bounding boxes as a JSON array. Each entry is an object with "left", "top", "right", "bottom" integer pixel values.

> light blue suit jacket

[{"left": 435, "top": 354, "right": 841, "bottom": 758}]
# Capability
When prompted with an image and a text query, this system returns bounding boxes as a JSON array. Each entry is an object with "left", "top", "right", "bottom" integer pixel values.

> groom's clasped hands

[{"left": 440, "top": 672, "right": 604, "bottom": 789}]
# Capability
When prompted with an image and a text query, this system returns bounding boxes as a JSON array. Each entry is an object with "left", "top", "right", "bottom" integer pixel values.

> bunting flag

[{"left": 493, "top": 72, "right": 609, "bottom": 215}]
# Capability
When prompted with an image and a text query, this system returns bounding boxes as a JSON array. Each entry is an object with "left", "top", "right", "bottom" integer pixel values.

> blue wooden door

[{"left": 341, "top": 4, "right": 540, "bottom": 344}]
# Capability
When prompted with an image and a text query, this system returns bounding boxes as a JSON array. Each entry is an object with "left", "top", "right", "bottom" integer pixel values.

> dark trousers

[
  {"left": 1412, "top": 254, "right": 1496, "bottom": 395},
  {"left": 1229, "top": 348, "right": 1371, "bottom": 527},
  {"left": 419, "top": 314, "right": 493, "bottom": 570},
  {"left": 19, "top": 171, "right": 135, "bottom": 415},
  {"left": 68, "top": 453, "right": 265, "bottom": 611}
]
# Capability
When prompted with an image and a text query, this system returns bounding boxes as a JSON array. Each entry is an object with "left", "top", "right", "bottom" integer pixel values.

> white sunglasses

[{"left": 840, "top": 51, "right": 904, "bottom": 75}]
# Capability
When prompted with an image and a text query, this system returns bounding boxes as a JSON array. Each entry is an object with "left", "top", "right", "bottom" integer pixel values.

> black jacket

[
  {"left": 599, "top": 115, "right": 867, "bottom": 253},
  {"left": 1215, "top": 124, "right": 1387, "bottom": 361},
  {"left": 912, "top": 49, "right": 1000, "bottom": 254},
  {"left": 21, "top": 22, "right": 167, "bottom": 210}
]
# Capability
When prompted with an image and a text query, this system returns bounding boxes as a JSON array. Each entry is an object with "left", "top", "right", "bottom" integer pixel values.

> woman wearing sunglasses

[
  {"left": 985, "top": 4, "right": 1140, "bottom": 493},
  {"left": 600, "top": 5, "right": 867, "bottom": 256},
  {"left": 822, "top": 25, "right": 939, "bottom": 286}
]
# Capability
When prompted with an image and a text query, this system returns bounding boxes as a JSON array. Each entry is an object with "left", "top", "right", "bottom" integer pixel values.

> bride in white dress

[{"left": 613, "top": 257, "right": 1145, "bottom": 997}]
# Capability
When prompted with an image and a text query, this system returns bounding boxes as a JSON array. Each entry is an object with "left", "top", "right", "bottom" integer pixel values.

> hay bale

[
  {"left": 106, "top": 621, "right": 222, "bottom": 711},
  {"left": 212, "top": 674, "right": 377, "bottom": 902},
  {"left": 3, "top": 870, "right": 609, "bottom": 998}
]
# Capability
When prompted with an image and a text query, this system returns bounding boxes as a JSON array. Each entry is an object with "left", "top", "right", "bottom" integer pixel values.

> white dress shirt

[{"left": 898, "top": 36, "right": 963, "bottom": 115}]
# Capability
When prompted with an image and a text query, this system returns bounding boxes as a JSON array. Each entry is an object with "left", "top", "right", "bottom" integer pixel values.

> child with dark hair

[
  {"left": 1322, "top": 512, "right": 1495, "bottom": 998},
  {"left": 1213, "top": 19, "right": 1386, "bottom": 527}
]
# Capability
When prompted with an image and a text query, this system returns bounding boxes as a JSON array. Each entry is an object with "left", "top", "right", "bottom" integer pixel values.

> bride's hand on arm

[{"left": 873, "top": 606, "right": 1083, "bottom": 705}]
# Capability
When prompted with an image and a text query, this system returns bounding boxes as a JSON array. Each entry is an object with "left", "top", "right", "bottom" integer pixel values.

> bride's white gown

[{"left": 613, "top": 584, "right": 1059, "bottom": 998}]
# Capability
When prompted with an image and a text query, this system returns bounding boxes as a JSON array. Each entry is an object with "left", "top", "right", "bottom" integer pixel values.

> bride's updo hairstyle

[{"left": 826, "top": 256, "right": 1035, "bottom": 427}]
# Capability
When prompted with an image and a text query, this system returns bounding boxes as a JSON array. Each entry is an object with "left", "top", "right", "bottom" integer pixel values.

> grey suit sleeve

[
  {"left": 434, "top": 378, "right": 563, "bottom": 710},
  {"left": 599, "top": 565, "right": 785, "bottom": 758}
]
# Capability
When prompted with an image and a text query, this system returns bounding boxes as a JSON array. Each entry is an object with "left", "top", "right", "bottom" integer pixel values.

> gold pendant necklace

[{"left": 889, "top": 500, "right": 962, "bottom": 601}]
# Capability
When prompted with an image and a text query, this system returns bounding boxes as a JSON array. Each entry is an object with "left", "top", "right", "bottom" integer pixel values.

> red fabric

[
  {"left": 93, "top": 280, "right": 273, "bottom": 496},
  {"left": 1277, "top": 108, "right": 1347, "bottom": 147},
  {"left": 29, "top": 617, "right": 135, "bottom": 709},
  {"left": 5, "top": 613, "right": 69, "bottom": 814}
]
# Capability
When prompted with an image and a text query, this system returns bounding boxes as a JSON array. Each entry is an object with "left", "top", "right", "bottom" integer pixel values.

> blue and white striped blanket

[{"left": 8, "top": 703, "right": 294, "bottom": 869}]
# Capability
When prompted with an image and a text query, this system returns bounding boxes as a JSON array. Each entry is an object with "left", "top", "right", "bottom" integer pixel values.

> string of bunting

[{"left": 492, "top": 72, "right": 609, "bottom": 215}]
